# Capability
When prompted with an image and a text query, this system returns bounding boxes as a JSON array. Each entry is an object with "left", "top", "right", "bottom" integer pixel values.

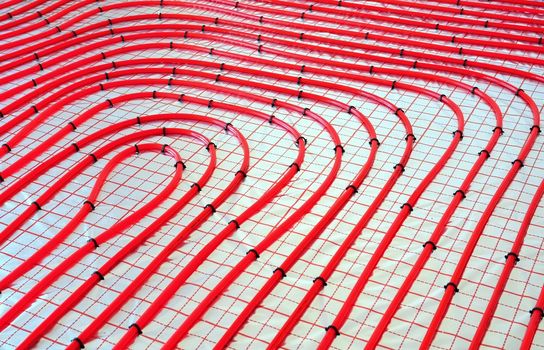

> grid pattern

[{"left": 0, "top": 0, "right": 543, "bottom": 349}]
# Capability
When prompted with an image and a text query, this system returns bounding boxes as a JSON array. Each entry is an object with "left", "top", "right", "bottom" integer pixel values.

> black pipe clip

[
  {"left": 453, "top": 189, "right": 466, "bottom": 199},
  {"left": 325, "top": 325, "right": 340, "bottom": 337},
  {"left": 93, "top": 270, "right": 105, "bottom": 281},
  {"left": 229, "top": 219, "right": 240, "bottom": 229},
  {"left": 512, "top": 159, "right": 524, "bottom": 168},
  {"left": 505, "top": 252, "right": 520, "bottom": 263},
  {"left": 175, "top": 161, "right": 186, "bottom": 169},
  {"left": 206, "top": 142, "right": 217, "bottom": 151},
  {"left": 394, "top": 163, "right": 405, "bottom": 173},
  {"left": 236, "top": 170, "right": 247, "bottom": 179},
  {"left": 530, "top": 307, "right": 544, "bottom": 319},
  {"left": 71, "top": 337, "right": 85, "bottom": 349},
  {"left": 405, "top": 133, "right": 416, "bottom": 141},
  {"left": 401, "top": 202, "right": 413, "bottom": 212},
  {"left": 84, "top": 200, "right": 95, "bottom": 211},
  {"left": 273, "top": 267, "right": 287, "bottom": 279},
  {"left": 335, "top": 144, "right": 345, "bottom": 154},
  {"left": 423, "top": 241, "right": 437, "bottom": 251},
  {"left": 313, "top": 276, "right": 327, "bottom": 287},
  {"left": 478, "top": 149, "right": 490, "bottom": 159},
  {"left": 88, "top": 238, "right": 99, "bottom": 248},
  {"left": 493, "top": 126, "right": 504, "bottom": 135},
  {"left": 191, "top": 183, "right": 202, "bottom": 192},
  {"left": 204, "top": 204, "right": 216, "bottom": 213},
  {"left": 444, "top": 282, "right": 459, "bottom": 293},
  {"left": 247, "top": 248, "right": 260, "bottom": 259},
  {"left": 129, "top": 323, "right": 143, "bottom": 335},
  {"left": 346, "top": 185, "right": 358, "bottom": 194}
]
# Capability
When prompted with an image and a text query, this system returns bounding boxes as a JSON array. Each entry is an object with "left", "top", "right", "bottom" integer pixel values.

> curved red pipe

[{"left": 471, "top": 179, "right": 544, "bottom": 348}]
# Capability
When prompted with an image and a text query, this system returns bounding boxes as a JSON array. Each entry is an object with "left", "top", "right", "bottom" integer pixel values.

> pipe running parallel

[
  {"left": 471, "top": 179, "right": 544, "bottom": 349},
  {"left": 0, "top": 0, "right": 541, "bottom": 348}
]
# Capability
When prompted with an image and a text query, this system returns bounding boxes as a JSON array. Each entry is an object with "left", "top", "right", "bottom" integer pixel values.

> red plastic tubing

[
  {"left": 471, "top": 179, "right": 544, "bottom": 349},
  {"left": 2, "top": 65, "right": 334, "bottom": 347},
  {"left": 0, "top": 7, "right": 543, "bottom": 86},
  {"left": 51, "top": 64, "right": 365, "bottom": 349},
  {"left": 38, "top": 85, "right": 314, "bottom": 350},
  {"left": 0, "top": 139, "right": 186, "bottom": 290},
  {"left": 0, "top": 1, "right": 541, "bottom": 349},
  {"left": 418, "top": 124, "right": 540, "bottom": 350},
  {"left": 0, "top": 122, "right": 218, "bottom": 333},
  {"left": 522, "top": 283, "right": 544, "bottom": 349}
]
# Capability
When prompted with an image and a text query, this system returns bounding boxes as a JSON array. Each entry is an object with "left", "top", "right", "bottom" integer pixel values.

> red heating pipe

[
  {"left": 0, "top": 108, "right": 246, "bottom": 283},
  {"left": 272, "top": 82, "right": 503, "bottom": 350},
  {"left": 0, "top": 0, "right": 33, "bottom": 12},
  {"left": 522, "top": 284, "right": 544, "bottom": 349},
  {"left": 344, "top": 0, "right": 544, "bottom": 24},
  {"left": 160, "top": 74, "right": 466, "bottom": 350},
  {"left": 0, "top": 0, "right": 49, "bottom": 22},
  {"left": 0, "top": 28, "right": 534, "bottom": 121},
  {"left": 317, "top": 119, "right": 464, "bottom": 350},
  {"left": 18, "top": 111, "right": 250, "bottom": 348},
  {"left": 418, "top": 0, "right": 544, "bottom": 14},
  {"left": 107, "top": 134, "right": 304, "bottom": 349},
  {"left": 420, "top": 125, "right": 540, "bottom": 349},
  {"left": 469, "top": 0, "right": 544, "bottom": 7},
  {"left": 471, "top": 179, "right": 544, "bottom": 348},
  {"left": 0, "top": 114, "right": 229, "bottom": 263},
  {"left": 267, "top": 115, "right": 413, "bottom": 349},
  {"left": 209, "top": 27, "right": 544, "bottom": 82},
  {"left": 0, "top": 1, "right": 536, "bottom": 348},
  {"left": 0, "top": 30, "right": 472, "bottom": 344},
  {"left": 0, "top": 43, "right": 502, "bottom": 322},
  {"left": 222, "top": 103, "right": 412, "bottom": 350},
  {"left": 360, "top": 89, "right": 537, "bottom": 350},
  {"left": 192, "top": 9, "right": 542, "bottom": 66},
  {"left": 0, "top": 139, "right": 185, "bottom": 290},
  {"left": 238, "top": 0, "right": 543, "bottom": 48},
  {"left": 66, "top": 138, "right": 301, "bottom": 350},
  {"left": 0, "top": 0, "right": 98, "bottom": 39},
  {"left": 76, "top": 56, "right": 422, "bottom": 347},
  {"left": 159, "top": 114, "right": 340, "bottom": 349},
  {"left": 0, "top": 34, "right": 502, "bottom": 142},
  {"left": 2, "top": 3, "right": 541, "bottom": 67},
  {"left": 0, "top": 58, "right": 312, "bottom": 349},
  {"left": 210, "top": 55, "right": 470, "bottom": 349},
  {"left": 45, "top": 95, "right": 304, "bottom": 350},
  {"left": 0, "top": 0, "right": 539, "bottom": 61},
  {"left": 0, "top": 61, "right": 328, "bottom": 179},
  {"left": 0, "top": 82, "right": 312, "bottom": 328},
  {"left": 16, "top": 94, "right": 294, "bottom": 346},
  {"left": 365, "top": 142, "right": 506, "bottom": 348},
  {"left": 0, "top": 5, "right": 533, "bottom": 113},
  {"left": 60, "top": 67, "right": 349, "bottom": 348},
  {"left": 308, "top": 0, "right": 544, "bottom": 32},
  {"left": 0, "top": 124, "right": 218, "bottom": 333},
  {"left": 0, "top": 73, "right": 283, "bottom": 194},
  {"left": 209, "top": 24, "right": 539, "bottom": 346},
  {"left": 242, "top": 0, "right": 542, "bottom": 44},
  {"left": 200, "top": 13, "right": 540, "bottom": 347},
  {"left": 0, "top": 13, "right": 542, "bottom": 87},
  {"left": 0, "top": 15, "right": 528, "bottom": 253},
  {"left": 220, "top": 0, "right": 544, "bottom": 54},
  {"left": 113, "top": 82, "right": 378, "bottom": 350},
  {"left": 0, "top": 39, "right": 491, "bottom": 179}
]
